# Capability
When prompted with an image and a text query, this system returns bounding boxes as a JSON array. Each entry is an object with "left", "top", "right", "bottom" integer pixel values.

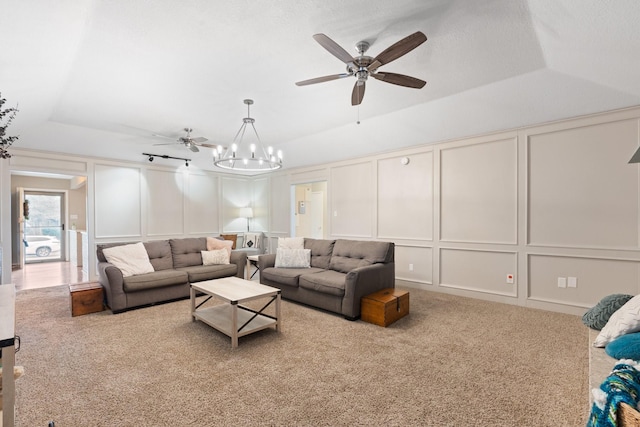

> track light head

[
  {"left": 185, "top": 161, "right": 189, "bottom": 167},
  {"left": 148, "top": 156, "right": 154, "bottom": 162}
]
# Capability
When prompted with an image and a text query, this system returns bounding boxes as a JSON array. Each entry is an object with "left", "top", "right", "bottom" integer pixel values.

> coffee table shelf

[{"left": 193, "top": 304, "right": 277, "bottom": 338}]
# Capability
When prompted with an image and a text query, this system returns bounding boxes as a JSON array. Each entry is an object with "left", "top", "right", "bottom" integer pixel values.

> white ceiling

[{"left": 2, "top": 0, "right": 640, "bottom": 174}]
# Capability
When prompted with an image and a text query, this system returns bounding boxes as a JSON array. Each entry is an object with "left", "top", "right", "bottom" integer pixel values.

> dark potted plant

[{"left": 0, "top": 92, "right": 19, "bottom": 159}]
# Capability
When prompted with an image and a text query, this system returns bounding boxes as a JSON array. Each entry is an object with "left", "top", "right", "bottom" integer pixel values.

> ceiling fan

[
  {"left": 296, "top": 31, "right": 428, "bottom": 106},
  {"left": 152, "top": 128, "right": 224, "bottom": 153}
]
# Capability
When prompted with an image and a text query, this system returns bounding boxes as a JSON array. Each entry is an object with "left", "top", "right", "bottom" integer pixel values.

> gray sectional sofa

[
  {"left": 258, "top": 238, "right": 395, "bottom": 319},
  {"left": 97, "top": 237, "right": 246, "bottom": 313}
]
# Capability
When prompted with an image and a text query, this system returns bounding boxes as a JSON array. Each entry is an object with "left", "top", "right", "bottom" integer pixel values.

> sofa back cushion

[
  {"left": 169, "top": 237, "right": 207, "bottom": 268},
  {"left": 328, "top": 239, "right": 394, "bottom": 273},
  {"left": 304, "top": 238, "right": 335, "bottom": 269},
  {"left": 144, "top": 240, "right": 174, "bottom": 271}
]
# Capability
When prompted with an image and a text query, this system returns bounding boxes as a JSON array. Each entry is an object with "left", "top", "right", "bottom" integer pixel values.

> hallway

[{"left": 12, "top": 262, "right": 88, "bottom": 291}]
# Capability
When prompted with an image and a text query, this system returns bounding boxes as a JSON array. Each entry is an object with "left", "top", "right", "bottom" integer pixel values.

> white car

[{"left": 25, "top": 235, "right": 60, "bottom": 257}]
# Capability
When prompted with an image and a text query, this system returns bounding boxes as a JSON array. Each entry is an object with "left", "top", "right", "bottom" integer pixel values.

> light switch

[
  {"left": 568, "top": 277, "right": 577, "bottom": 288},
  {"left": 557, "top": 277, "right": 567, "bottom": 288}
]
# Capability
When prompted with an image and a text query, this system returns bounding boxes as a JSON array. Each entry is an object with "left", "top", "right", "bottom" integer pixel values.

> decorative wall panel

[
  {"left": 252, "top": 178, "right": 269, "bottom": 233},
  {"left": 440, "top": 248, "right": 517, "bottom": 296},
  {"left": 528, "top": 120, "right": 639, "bottom": 249},
  {"left": 94, "top": 164, "right": 141, "bottom": 238},
  {"left": 440, "top": 138, "right": 517, "bottom": 244},
  {"left": 146, "top": 169, "right": 184, "bottom": 236},
  {"left": 378, "top": 152, "right": 433, "bottom": 240},
  {"left": 186, "top": 172, "right": 218, "bottom": 235},
  {"left": 221, "top": 177, "right": 252, "bottom": 232},
  {"left": 395, "top": 245, "right": 432, "bottom": 284},
  {"left": 528, "top": 254, "right": 639, "bottom": 307},
  {"left": 331, "top": 162, "right": 373, "bottom": 238},
  {"left": 269, "top": 174, "right": 290, "bottom": 234}
]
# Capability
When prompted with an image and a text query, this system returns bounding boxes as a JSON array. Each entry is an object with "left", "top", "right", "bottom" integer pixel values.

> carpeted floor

[{"left": 13, "top": 285, "right": 589, "bottom": 426}]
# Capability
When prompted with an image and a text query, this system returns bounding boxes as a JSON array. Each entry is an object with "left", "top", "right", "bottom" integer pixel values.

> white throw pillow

[
  {"left": 594, "top": 294, "right": 640, "bottom": 347},
  {"left": 243, "top": 233, "right": 259, "bottom": 249},
  {"left": 103, "top": 242, "right": 155, "bottom": 278},
  {"left": 275, "top": 248, "right": 311, "bottom": 268},
  {"left": 206, "top": 236, "right": 233, "bottom": 256},
  {"left": 278, "top": 237, "right": 304, "bottom": 249},
  {"left": 202, "top": 249, "right": 230, "bottom": 265}
]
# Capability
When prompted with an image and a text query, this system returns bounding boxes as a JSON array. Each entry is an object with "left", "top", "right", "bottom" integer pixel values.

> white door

[{"left": 309, "top": 191, "right": 324, "bottom": 239}]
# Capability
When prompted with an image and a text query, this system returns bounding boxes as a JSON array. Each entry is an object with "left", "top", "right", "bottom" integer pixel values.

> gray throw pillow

[{"left": 582, "top": 293, "right": 634, "bottom": 330}]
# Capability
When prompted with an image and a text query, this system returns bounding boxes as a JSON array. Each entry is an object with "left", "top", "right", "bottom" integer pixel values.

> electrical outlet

[
  {"left": 557, "top": 277, "right": 567, "bottom": 288},
  {"left": 568, "top": 277, "right": 577, "bottom": 288},
  {"left": 506, "top": 274, "right": 514, "bottom": 284}
]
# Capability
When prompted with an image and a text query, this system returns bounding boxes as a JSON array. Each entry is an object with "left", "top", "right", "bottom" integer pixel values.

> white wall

[
  {"left": 2, "top": 106, "right": 640, "bottom": 316},
  {"left": 266, "top": 106, "right": 640, "bottom": 315},
  {"left": 3, "top": 153, "right": 254, "bottom": 281}
]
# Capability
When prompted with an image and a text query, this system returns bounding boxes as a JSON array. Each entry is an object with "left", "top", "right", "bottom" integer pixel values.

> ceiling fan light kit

[
  {"left": 213, "top": 99, "right": 283, "bottom": 172},
  {"left": 296, "top": 31, "right": 428, "bottom": 105}
]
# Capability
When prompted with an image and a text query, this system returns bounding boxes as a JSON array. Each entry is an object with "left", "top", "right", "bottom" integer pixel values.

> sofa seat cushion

[
  {"left": 262, "top": 267, "right": 325, "bottom": 287},
  {"left": 176, "top": 264, "right": 238, "bottom": 283},
  {"left": 123, "top": 270, "right": 189, "bottom": 292},
  {"left": 299, "top": 270, "right": 346, "bottom": 297}
]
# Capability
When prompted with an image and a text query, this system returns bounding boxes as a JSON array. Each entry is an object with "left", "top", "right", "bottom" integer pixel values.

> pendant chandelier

[{"left": 213, "top": 99, "right": 282, "bottom": 172}]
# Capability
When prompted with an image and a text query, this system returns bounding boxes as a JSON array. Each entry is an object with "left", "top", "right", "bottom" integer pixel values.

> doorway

[
  {"left": 291, "top": 181, "right": 327, "bottom": 238},
  {"left": 23, "top": 191, "right": 65, "bottom": 263}
]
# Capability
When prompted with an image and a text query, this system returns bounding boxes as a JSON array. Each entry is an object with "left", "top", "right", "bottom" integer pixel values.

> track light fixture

[{"left": 143, "top": 153, "right": 191, "bottom": 166}]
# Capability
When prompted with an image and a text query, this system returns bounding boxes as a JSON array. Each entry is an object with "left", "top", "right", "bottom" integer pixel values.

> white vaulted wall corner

[{"left": 1, "top": 106, "right": 640, "bottom": 315}]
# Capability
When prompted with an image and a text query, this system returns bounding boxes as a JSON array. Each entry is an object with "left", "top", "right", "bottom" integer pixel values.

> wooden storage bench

[
  {"left": 69, "top": 282, "right": 104, "bottom": 317},
  {"left": 361, "top": 288, "right": 409, "bottom": 327}
]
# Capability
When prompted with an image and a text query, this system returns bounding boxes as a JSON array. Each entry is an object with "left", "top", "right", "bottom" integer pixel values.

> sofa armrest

[
  {"left": 97, "top": 261, "right": 127, "bottom": 312},
  {"left": 258, "top": 253, "right": 276, "bottom": 271},
  {"left": 342, "top": 262, "right": 395, "bottom": 319},
  {"left": 230, "top": 251, "right": 247, "bottom": 278}
]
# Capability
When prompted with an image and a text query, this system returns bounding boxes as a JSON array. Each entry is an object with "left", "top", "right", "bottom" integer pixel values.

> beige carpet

[{"left": 13, "top": 285, "right": 589, "bottom": 426}]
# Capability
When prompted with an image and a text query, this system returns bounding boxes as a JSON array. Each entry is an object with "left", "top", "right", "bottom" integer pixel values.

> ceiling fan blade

[
  {"left": 296, "top": 73, "right": 351, "bottom": 86},
  {"left": 312, "top": 33, "right": 354, "bottom": 64},
  {"left": 191, "top": 137, "right": 208, "bottom": 143},
  {"left": 351, "top": 81, "right": 366, "bottom": 106},
  {"left": 188, "top": 144, "right": 199, "bottom": 153},
  {"left": 152, "top": 142, "right": 176, "bottom": 146},
  {"left": 369, "top": 31, "right": 427, "bottom": 70},
  {"left": 371, "top": 72, "right": 426, "bottom": 89},
  {"left": 151, "top": 133, "right": 175, "bottom": 140},
  {"left": 199, "top": 143, "right": 227, "bottom": 150}
]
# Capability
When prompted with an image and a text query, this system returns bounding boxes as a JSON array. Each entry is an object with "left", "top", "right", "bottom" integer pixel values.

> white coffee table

[{"left": 190, "top": 276, "right": 281, "bottom": 348}]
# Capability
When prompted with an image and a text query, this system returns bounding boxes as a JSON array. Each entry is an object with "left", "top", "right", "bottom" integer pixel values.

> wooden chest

[
  {"left": 69, "top": 282, "right": 104, "bottom": 317},
  {"left": 361, "top": 288, "right": 409, "bottom": 327}
]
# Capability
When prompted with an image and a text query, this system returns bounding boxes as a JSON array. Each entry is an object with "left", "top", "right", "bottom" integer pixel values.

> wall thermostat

[{"left": 400, "top": 157, "right": 410, "bottom": 165}]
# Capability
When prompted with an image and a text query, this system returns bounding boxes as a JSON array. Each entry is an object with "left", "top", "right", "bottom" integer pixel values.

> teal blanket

[{"left": 587, "top": 360, "right": 640, "bottom": 427}]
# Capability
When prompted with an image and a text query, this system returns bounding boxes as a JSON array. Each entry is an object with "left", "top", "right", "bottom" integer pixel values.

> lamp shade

[
  {"left": 239, "top": 207, "right": 254, "bottom": 218},
  {"left": 629, "top": 147, "right": 640, "bottom": 163}
]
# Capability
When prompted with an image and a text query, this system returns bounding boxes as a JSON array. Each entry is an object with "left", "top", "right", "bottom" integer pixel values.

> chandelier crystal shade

[{"left": 213, "top": 99, "right": 282, "bottom": 172}]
